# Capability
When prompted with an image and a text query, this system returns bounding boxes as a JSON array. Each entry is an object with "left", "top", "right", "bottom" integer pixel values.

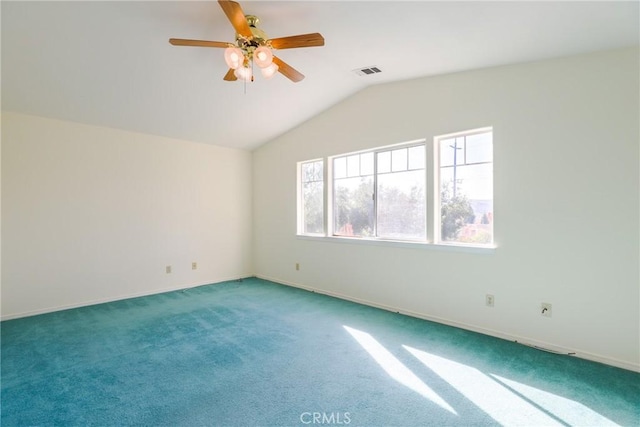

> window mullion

[
  {"left": 426, "top": 139, "right": 435, "bottom": 242},
  {"left": 324, "top": 157, "right": 330, "bottom": 236},
  {"left": 463, "top": 135, "right": 467, "bottom": 165},
  {"left": 373, "top": 151, "right": 378, "bottom": 238}
]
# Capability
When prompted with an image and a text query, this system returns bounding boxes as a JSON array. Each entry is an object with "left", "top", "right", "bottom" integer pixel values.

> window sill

[{"left": 296, "top": 234, "right": 496, "bottom": 254}]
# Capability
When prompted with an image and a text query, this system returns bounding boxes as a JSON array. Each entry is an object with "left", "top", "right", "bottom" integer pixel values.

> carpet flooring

[{"left": 2, "top": 277, "right": 639, "bottom": 426}]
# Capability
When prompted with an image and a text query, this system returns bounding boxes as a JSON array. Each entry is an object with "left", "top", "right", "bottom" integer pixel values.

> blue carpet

[{"left": 2, "top": 277, "right": 639, "bottom": 426}]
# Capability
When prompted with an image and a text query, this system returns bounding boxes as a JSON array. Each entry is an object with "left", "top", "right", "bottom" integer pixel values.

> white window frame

[
  {"left": 434, "top": 127, "right": 494, "bottom": 247},
  {"left": 297, "top": 159, "right": 326, "bottom": 236},
  {"left": 329, "top": 139, "right": 427, "bottom": 241},
  {"left": 296, "top": 129, "right": 495, "bottom": 252}
]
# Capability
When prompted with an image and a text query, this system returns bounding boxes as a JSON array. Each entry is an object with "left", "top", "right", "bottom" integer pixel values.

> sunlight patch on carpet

[
  {"left": 343, "top": 326, "right": 457, "bottom": 415},
  {"left": 490, "top": 374, "right": 619, "bottom": 426},
  {"left": 404, "top": 345, "right": 619, "bottom": 427},
  {"left": 404, "top": 345, "right": 559, "bottom": 425}
]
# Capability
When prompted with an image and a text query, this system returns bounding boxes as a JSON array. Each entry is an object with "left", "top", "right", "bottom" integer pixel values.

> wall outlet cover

[{"left": 486, "top": 294, "right": 495, "bottom": 307}]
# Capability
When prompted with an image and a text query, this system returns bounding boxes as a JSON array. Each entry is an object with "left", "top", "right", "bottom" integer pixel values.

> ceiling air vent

[{"left": 353, "top": 66, "right": 382, "bottom": 76}]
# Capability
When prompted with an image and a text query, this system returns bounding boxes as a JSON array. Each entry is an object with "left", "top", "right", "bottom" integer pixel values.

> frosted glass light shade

[
  {"left": 260, "top": 62, "right": 279, "bottom": 79},
  {"left": 234, "top": 66, "right": 253, "bottom": 82},
  {"left": 253, "top": 46, "right": 273, "bottom": 68},
  {"left": 224, "top": 47, "right": 245, "bottom": 70}
]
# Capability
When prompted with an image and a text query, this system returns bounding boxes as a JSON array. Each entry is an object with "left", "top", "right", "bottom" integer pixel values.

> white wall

[
  {"left": 1, "top": 112, "right": 253, "bottom": 319},
  {"left": 253, "top": 48, "right": 640, "bottom": 371}
]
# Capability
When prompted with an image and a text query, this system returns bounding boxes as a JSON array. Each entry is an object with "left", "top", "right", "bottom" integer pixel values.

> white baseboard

[
  {"left": 256, "top": 274, "right": 640, "bottom": 373},
  {"left": 5, "top": 274, "right": 638, "bottom": 373},
  {"left": 0, "top": 275, "right": 249, "bottom": 321}
]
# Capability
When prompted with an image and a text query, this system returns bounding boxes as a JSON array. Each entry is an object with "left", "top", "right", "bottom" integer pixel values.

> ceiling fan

[{"left": 169, "top": 0, "right": 325, "bottom": 83}]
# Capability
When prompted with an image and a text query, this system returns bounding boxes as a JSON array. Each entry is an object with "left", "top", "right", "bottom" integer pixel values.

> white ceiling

[{"left": 2, "top": 1, "right": 638, "bottom": 150}]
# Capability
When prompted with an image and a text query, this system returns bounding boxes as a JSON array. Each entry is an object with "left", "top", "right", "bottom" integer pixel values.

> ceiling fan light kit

[
  {"left": 169, "top": 0, "right": 324, "bottom": 83},
  {"left": 224, "top": 47, "right": 245, "bottom": 70},
  {"left": 252, "top": 45, "right": 273, "bottom": 68},
  {"left": 260, "top": 62, "right": 279, "bottom": 80},
  {"left": 234, "top": 65, "right": 253, "bottom": 82}
]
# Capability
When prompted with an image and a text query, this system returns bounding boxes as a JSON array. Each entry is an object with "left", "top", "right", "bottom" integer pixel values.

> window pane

[
  {"left": 303, "top": 181, "right": 323, "bottom": 234},
  {"left": 301, "top": 160, "right": 324, "bottom": 235},
  {"left": 440, "top": 138, "right": 460, "bottom": 166},
  {"left": 334, "top": 176, "right": 374, "bottom": 237},
  {"left": 439, "top": 132, "right": 492, "bottom": 245},
  {"left": 347, "top": 155, "right": 360, "bottom": 177},
  {"left": 378, "top": 151, "right": 391, "bottom": 174},
  {"left": 334, "top": 157, "right": 347, "bottom": 179},
  {"left": 408, "top": 145, "right": 425, "bottom": 170},
  {"left": 456, "top": 163, "right": 493, "bottom": 200},
  {"left": 302, "top": 161, "right": 323, "bottom": 183},
  {"left": 391, "top": 148, "right": 408, "bottom": 172},
  {"left": 361, "top": 152, "right": 374, "bottom": 176},
  {"left": 377, "top": 169, "right": 426, "bottom": 240},
  {"left": 312, "top": 161, "right": 323, "bottom": 181},
  {"left": 466, "top": 132, "right": 493, "bottom": 163},
  {"left": 301, "top": 162, "right": 313, "bottom": 183}
]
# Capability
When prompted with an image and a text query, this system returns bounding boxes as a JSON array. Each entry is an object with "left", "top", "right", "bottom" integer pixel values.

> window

[
  {"left": 297, "top": 127, "right": 493, "bottom": 248},
  {"left": 299, "top": 160, "right": 324, "bottom": 235},
  {"left": 377, "top": 145, "right": 426, "bottom": 240},
  {"left": 332, "top": 142, "right": 426, "bottom": 240},
  {"left": 333, "top": 152, "right": 374, "bottom": 237},
  {"left": 437, "top": 129, "right": 493, "bottom": 245}
]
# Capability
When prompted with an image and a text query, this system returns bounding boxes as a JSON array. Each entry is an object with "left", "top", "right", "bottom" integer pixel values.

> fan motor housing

[{"left": 237, "top": 15, "right": 268, "bottom": 46}]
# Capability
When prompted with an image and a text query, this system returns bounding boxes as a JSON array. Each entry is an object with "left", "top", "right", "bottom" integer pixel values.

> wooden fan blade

[
  {"left": 269, "top": 33, "right": 325, "bottom": 50},
  {"left": 273, "top": 56, "right": 304, "bottom": 82},
  {"left": 169, "top": 38, "right": 229, "bottom": 48},
  {"left": 223, "top": 68, "right": 237, "bottom": 81},
  {"left": 218, "top": 0, "right": 252, "bottom": 38}
]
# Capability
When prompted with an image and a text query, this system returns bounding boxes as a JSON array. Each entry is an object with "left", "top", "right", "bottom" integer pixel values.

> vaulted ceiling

[{"left": 2, "top": 1, "right": 638, "bottom": 150}]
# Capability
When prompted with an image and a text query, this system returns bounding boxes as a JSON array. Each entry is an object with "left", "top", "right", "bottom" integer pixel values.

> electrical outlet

[
  {"left": 486, "top": 294, "right": 495, "bottom": 307},
  {"left": 192, "top": 262, "right": 197, "bottom": 270},
  {"left": 295, "top": 263, "right": 300, "bottom": 271},
  {"left": 166, "top": 265, "right": 172, "bottom": 274},
  {"left": 541, "top": 303, "right": 552, "bottom": 317}
]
